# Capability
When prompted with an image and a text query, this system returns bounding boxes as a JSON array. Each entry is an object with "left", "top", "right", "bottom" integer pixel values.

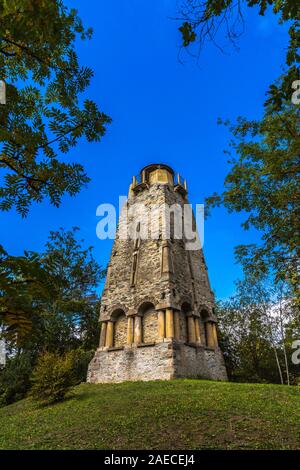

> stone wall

[
  {"left": 88, "top": 165, "right": 228, "bottom": 383},
  {"left": 142, "top": 309, "right": 158, "bottom": 343},
  {"left": 114, "top": 314, "right": 127, "bottom": 347},
  {"left": 173, "top": 343, "right": 228, "bottom": 381},
  {"left": 87, "top": 342, "right": 174, "bottom": 383},
  {"left": 99, "top": 182, "right": 216, "bottom": 321},
  {"left": 179, "top": 312, "right": 188, "bottom": 342},
  {"left": 87, "top": 340, "right": 227, "bottom": 384}
]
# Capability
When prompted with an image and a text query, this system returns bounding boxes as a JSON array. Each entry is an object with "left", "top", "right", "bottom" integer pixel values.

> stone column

[
  {"left": 195, "top": 317, "right": 201, "bottom": 344},
  {"left": 174, "top": 310, "right": 181, "bottom": 340},
  {"left": 157, "top": 310, "right": 165, "bottom": 340},
  {"left": 127, "top": 316, "right": 134, "bottom": 345},
  {"left": 134, "top": 315, "right": 142, "bottom": 344},
  {"left": 105, "top": 321, "right": 114, "bottom": 348},
  {"left": 206, "top": 322, "right": 215, "bottom": 348},
  {"left": 212, "top": 323, "right": 218, "bottom": 347},
  {"left": 99, "top": 322, "right": 107, "bottom": 348},
  {"left": 165, "top": 308, "right": 174, "bottom": 339},
  {"left": 161, "top": 242, "right": 173, "bottom": 274},
  {"left": 187, "top": 315, "right": 196, "bottom": 343}
]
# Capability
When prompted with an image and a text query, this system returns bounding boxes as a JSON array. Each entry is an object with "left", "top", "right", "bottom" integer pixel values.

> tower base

[{"left": 87, "top": 341, "right": 228, "bottom": 384}]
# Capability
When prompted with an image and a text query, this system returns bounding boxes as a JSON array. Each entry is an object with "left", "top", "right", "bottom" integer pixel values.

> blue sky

[{"left": 0, "top": 1, "right": 289, "bottom": 299}]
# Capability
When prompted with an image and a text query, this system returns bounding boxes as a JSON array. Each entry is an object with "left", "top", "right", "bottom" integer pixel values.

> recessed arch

[
  {"left": 181, "top": 301, "right": 193, "bottom": 315},
  {"left": 180, "top": 302, "right": 193, "bottom": 342},
  {"left": 137, "top": 301, "right": 157, "bottom": 344},
  {"left": 110, "top": 308, "right": 126, "bottom": 321},
  {"left": 108, "top": 303, "right": 127, "bottom": 319},
  {"left": 134, "top": 294, "right": 159, "bottom": 312},
  {"left": 199, "top": 308, "right": 210, "bottom": 346},
  {"left": 180, "top": 295, "right": 193, "bottom": 310},
  {"left": 111, "top": 308, "right": 126, "bottom": 347},
  {"left": 199, "top": 308, "right": 210, "bottom": 321},
  {"left": 137, "top": 301, "right": 156, "bottom": 316}
]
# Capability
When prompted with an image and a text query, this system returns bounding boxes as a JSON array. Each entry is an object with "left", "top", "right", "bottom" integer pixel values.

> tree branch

[{"left": 0, "top": 36, "right": 72, "bottom": 76}]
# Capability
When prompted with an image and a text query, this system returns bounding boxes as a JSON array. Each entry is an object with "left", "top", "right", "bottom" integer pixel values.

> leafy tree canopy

[
  {"left": 0, "top": 0, "right": 111, "bottom": 216},
  {"left": 206, "top": 102, "right": 300, "bottom": 304},
  {"left": 217, "top": 274, "right": 299, "bottom": 384},
  {"left": 0, "top": 227, "right": 103, "bottom": 345},
  {"left": 178, "top": 1, "right": 299, "bottom": 302},
  {"left": 0, "top": 244, "right": 55, "bottom": 341}
]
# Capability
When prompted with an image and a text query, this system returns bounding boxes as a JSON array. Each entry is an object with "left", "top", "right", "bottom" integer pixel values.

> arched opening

[
  {"left": 200, "top": 309, "right": 210, "bottom": 346},
  {"left": 138, "top": 302, "right": 157, "bottom": 344},
  {"left": 181, "top": 302, "right": 193, "bottom": 342},
  {"left": 111, "top": 309, "right": 127, "bottom": 347}
]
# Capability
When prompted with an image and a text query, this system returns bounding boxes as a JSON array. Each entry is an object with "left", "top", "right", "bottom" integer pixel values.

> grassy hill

[{"left": 0, "top": 379, "right": 299, "bottom": 450}]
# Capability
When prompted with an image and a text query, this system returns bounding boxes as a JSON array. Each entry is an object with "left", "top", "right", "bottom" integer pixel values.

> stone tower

[{"left": 87, "top": 164, "right": 227, "bottom": 383}]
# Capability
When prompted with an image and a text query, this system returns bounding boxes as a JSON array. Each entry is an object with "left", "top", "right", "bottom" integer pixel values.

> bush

[
  {"left": 0, "top": 352, "right": 34, "bottom": 407},
  {"left": 0, "top": 348, "right": 94, "bottom": 408},
  {"left": 30, "top": 352, "right": 77, "bottom": 405},
  {"left": 70, "top": 349, "right": 94, "bottom": 384}
]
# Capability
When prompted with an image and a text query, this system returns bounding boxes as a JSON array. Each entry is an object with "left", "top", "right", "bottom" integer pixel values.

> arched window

[
  {"left": 112, "top": 309, "right": 127, "bottom": 347},
  {"left": 138, "top": 302, "right": 157, "bottom": 344}
]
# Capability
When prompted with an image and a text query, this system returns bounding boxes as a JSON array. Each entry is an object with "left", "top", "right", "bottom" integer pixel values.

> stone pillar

[
  {"left": 174, "top": 310, "right": 181, "bottom": 340},
  {"left": 212, "top": 323, "right": 218, "bottom": 347},
  {"left": 165, "top": 308, "right": 174, "bottom": 339},
  {"left": 99, "top": 322, "right": 107, "bottom": 348},
  {"left": 161, "top": 242, "right": 173, "bottom": 274},
  {"left": 206, "top": 322, "right": 215, "bottom": 348},
  {"left": 105, "top": 321, "right": 114, "bottom": 348},
  {"left": 195, "top": 317, "right": 201, "bottom": 344},
  {"left": 134, "top": 315, "right": 142, "bottom": 344},
  {"left": 157, "top": 310, "right": 165, "bottom": 340},
  {"left": 187, "top": 315, "right": 196, "bottom": 343},
  {"left": 127, "top": 316, "right": 134, "bottom": 345},
  {"left": 128, "top": 183, "right": 133, "bottom": 199}
]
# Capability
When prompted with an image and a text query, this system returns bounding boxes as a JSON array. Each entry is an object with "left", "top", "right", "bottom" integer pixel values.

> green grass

[{"left": 0, "top": 380, "right": 299, "bottom": 450}]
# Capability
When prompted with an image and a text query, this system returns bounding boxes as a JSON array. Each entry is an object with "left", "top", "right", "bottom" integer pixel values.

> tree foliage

[
  {"left": 0, "top": 244, "right": 56, "bottom": 342},
  {"left": 178, "top": 0, "right": 299, "bottom": 109},
  {"left": 0, "top": 227, "right": 103, "bottom": 345},
  {"left": 0, "top": 228, "right": 102, "bottom": 406},
  {"left": 206, "top": 103, "right": 300, "bottom": 303},
  {"left": 0, "top": 351, "right": 33, "bottom": 406},
  {"left": 177, "top": 1, "right": 299, "bottom": 300},
  {"left": 0, "top": 0, "right": 111, "bottom": 216},
  {"left": 217, "top": 275, "right": 299, "bottom": 384},
  {"left": 30, "top": 351, "right": 77, "bottom": 405}
]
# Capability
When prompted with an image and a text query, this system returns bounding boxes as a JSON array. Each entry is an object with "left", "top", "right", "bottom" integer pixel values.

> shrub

[
  {"left": 0, "top": 352, "right": 34, "bottom": 407},
  {"left": 30, "top": 352, "right": 77, "bottom": 405}
]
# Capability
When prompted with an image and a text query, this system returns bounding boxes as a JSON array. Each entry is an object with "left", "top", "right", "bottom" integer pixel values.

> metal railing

[{"left": 132, "top": 171, "right": 187, "bottom": 189}]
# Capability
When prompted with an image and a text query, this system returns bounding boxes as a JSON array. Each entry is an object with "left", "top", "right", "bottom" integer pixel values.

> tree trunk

[
  {"left": 279, "top": 299, "right": 290, "bottom": 386},
  {"left": 282, "top": 341, "right": 290, "bottom": 386},
  {"left": 273, "top": 345, "right": 284, "bottom": 385}
]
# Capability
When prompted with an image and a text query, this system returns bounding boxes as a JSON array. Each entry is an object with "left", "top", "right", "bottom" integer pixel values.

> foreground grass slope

[{"left": 0, "top": 380, "right": 299, "bottom": 450}]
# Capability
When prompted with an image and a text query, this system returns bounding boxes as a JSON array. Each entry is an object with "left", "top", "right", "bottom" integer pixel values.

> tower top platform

[{"left": 140, "top": 163, "right": 174, "bottom": 176}]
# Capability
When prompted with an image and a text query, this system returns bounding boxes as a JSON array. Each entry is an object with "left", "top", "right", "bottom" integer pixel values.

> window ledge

[
  {"left": 136, "top": 342, "right": 156, "bottom": 348},
  {"left": 107, "top": 346, "right": 124, "bottom": 352}
]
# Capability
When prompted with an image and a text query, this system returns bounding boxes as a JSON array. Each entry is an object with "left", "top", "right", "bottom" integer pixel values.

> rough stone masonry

[{"left": 87, "top": 163, "right": 228, "bottom": 383}]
